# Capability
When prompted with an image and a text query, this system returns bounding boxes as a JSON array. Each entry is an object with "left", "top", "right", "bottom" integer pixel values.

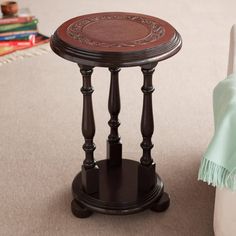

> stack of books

[{"left": 0, "top": 8, "right": 49, "bottom": 57}]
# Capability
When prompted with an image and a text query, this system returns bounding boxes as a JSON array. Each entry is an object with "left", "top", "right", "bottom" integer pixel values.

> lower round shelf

[{"left": 72, "top": 159, "right": 164, "bottom": 215}]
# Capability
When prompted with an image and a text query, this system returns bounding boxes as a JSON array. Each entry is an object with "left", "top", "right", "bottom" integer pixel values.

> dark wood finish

[
  {"left": 50, "top": 12, "right": 182, "bottom": 67},
  {"left": 150, "top": 192, "right": 170, "bottom": 212},
  {"left": 79, "top": 65, "right": 99, "bottom": 194},
  {"left": 138, "top": 62, "right": 157, "bottom": 192},
  {"left": 107, "top": 67, "right": 122, "bottom": 166},
  {"left": 140, "top": 62, "right": 157, "bottom": 166},
  {"left": 72, "top": 159, "right": 163, "bottom": 215},
  {"left": 50, "top": 12, "right": 182, "bottom": 218},
  {"left": 71, "top": 199, "right": 93, "bottom": 218},
  {"left": 138, "top": 162, "right": 156, "bottom": 193}
]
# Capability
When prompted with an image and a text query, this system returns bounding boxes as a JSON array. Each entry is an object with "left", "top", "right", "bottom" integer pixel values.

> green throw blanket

[{"left": 198, "top": 73, "right": 236, "bottom": 190}]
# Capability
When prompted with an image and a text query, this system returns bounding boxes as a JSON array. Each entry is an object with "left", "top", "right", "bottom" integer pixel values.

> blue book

[{"left": 0, "top": 31, "right": 37, "bottom": 41}]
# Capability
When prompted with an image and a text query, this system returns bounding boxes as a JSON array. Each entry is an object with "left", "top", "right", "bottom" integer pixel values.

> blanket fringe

[
  {"left": 198, "top": 158, "right": 236, "bottom": 190},
  {"left": 0, "top": 43, "right": 51, "bottom": 66}
]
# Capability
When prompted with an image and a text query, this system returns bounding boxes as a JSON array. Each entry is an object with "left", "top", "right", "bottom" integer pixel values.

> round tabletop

[{"left": 50, "top": 12, "right": 182, "bottom": 67}]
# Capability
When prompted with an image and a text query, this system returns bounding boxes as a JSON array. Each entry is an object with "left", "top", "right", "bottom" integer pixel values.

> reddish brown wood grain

[{"left": 51, "top": 12, "right": 182, "bottom": 67}]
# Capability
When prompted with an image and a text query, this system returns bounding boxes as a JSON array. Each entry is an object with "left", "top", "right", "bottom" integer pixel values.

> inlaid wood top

[{"left": 50, "top": 12, "right": 182, "bottom": 67}]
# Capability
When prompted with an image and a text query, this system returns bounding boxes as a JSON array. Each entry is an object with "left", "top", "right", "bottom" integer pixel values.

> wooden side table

[{"left": 50, "top": 12, "right": 182, "bottom": 218}]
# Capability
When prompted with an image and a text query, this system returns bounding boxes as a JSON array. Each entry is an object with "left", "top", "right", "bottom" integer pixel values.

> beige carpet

[{"left": 1, "top": 0, "right": 235, "bottom": 235}]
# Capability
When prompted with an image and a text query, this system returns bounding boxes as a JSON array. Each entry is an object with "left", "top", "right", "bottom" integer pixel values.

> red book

[
  {"left": 0, "top": 16, "right": 35, "bottom": 25},
  {"left": 0, "top": 33, "right": 49, "bottom": 56},
  {"left": 0, "top": 40, "right": 32, "bottom": 46},
  {"left": 0, "top": 34, "right": 35, "bottom": 46}
]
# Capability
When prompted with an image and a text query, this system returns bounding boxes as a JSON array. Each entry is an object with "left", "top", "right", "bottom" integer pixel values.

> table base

[{"left": 71, "top": 159, "right": 170, "bottom": 217}]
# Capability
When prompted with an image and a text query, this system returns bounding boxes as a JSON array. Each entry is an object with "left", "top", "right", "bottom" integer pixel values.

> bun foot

[
  {"left": 150, "top": 192, "right": 170, "bottom": 212},
  {"left": 71, "top": 199, "right": 93, "bottom": 218}
]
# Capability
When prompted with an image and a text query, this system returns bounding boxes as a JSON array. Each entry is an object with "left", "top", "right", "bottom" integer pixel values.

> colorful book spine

[
  {"left": 0, "top": 33, "right": 49, "bottom": 57},
  {"left": 0, "top": 35, "right": 35, "bottom": 46},
  {"left": 0, "top": 33, "right": 35, "bottom": 41},
  {"left": 0, "top": 19, "right": 38, "bottom": 33},
  {"left": 0, "top": 16, "right": 35, "bottom": 25},
  {"left": 0, "top": 40, "right": 32, "bottom": 47},
  {"left": 0, "top": 30, "right": 38, "bottom": 37}
]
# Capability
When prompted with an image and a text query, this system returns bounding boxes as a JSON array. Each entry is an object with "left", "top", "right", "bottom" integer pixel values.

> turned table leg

[
  {"left": 79, "top": 65, "right": 99, "bottom": 194},
  {"left": 138, "top": 62, "right": 157, "bottom": 192},
  {"left": 137, "top": 62, "right": 170, "bottom": 211},
  {"left": 107, "top": 67, "right": 122, "bottom": 166}
]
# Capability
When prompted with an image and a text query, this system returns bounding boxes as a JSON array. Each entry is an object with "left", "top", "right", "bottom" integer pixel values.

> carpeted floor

[{"left": 1, "top": 0, "right": 235, "bottom": 235}]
